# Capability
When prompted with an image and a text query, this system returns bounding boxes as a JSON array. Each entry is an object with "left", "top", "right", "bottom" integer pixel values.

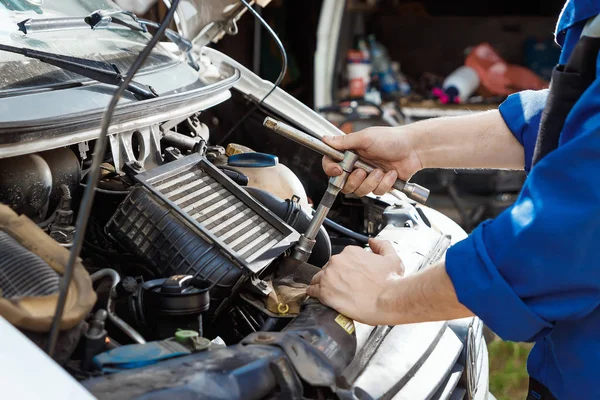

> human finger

[
  {"left": 322, "top": 156, "right": 343, "bottom": 177},
  {"left": 368, "top": 239, "right": 396, "bottom": 257},
  {"left": 354, "top": 169, "right": 384, "bottom": 197},
  {"left": 372, "top": 170, "right": 398, "bottom": 196},
  {"left": 310, "top": 270, "right": 324, "bottom": 286},
  {"left": 322, "top": 131, "right": 371, "bottom": 151},
  {"left": 306, "top": 284, "right": 321, "bottom": 299},
  {"left": 341, "top": 169, "right": 367, "bottom": 194}
]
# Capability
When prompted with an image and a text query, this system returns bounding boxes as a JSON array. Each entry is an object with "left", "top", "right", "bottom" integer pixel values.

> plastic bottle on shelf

[
  {"left": 434, "top": 65, "right": 480, "bottom": 104},
  {"left": 357, "top": 36, "right": 371, "bottom": 61},
  {"left": 391, "top": 62, "right": 411, "bottom": 95},
  {"left": 346, "top": 49, "right": 371, "bottom": 99},
  {"left": 368, "top": 35, "right": 400, "bottom": 96}
]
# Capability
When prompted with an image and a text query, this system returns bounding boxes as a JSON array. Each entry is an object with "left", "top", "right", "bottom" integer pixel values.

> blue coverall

[{"left": 445, "top": 1, "right": 600, "bottom": 398}]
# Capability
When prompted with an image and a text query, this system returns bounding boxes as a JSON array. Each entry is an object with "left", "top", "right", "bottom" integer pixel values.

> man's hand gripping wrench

[{"left": 263, "top": 117, "right": 430, "bottom": 204}]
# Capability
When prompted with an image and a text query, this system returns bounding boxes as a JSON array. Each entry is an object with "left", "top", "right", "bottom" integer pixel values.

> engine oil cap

[{"left": 175, "top": 330, "right": 211, "bottom": 351}]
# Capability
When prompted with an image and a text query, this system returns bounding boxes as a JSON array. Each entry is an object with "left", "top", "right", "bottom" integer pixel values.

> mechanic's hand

[
  {"left": 306, "top": 239, "right": 405, "bottom": 326},
  {"left": 322, "top": 127, "right": 423, "bottom": 196}
]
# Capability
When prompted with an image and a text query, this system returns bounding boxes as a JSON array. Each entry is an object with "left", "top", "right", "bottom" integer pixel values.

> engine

[{"left": 0, "top": 113, "right": 346, "bottom": 364}]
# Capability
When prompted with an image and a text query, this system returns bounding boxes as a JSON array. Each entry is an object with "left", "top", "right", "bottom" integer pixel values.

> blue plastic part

[
  {"left": 228, "top": 153, "right": 279, "bottom": 168},
  {"left": 93, "top": 341, "right": 190, "bottom": 373}
]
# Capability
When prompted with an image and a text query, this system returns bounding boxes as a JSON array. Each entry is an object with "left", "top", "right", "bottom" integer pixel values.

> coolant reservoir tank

[{"left": 226, "top": 145, "right": 310, "bottom": 210}]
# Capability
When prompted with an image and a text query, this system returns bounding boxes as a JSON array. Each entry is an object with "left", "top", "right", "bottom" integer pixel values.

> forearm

[
  {"left": 378, "top": 261, "right": 473, "bottom": 325},
  {"left": 406, "top": 110, "right": 525, "bottom": 171}
]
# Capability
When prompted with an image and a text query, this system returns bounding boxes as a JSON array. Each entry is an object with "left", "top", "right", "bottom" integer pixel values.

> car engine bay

[
  {"left": 0, "top": 101, "right": 481, "bottom": 399},
  {"left": 0, "top": 106, "right": 443, "bottom": 372}
]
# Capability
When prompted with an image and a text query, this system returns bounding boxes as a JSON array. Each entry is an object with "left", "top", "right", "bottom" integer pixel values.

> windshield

[{"left": 0, "top": 0, "right": 179, "bottom": 93}]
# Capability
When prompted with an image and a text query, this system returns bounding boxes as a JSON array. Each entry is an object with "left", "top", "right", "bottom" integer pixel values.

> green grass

[{"left": 488, "top": 340, "right": 533, "bottom": 400}]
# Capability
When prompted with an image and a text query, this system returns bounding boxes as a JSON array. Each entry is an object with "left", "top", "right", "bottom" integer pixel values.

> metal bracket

[
  {"left": 77, "top": 141, "right": 90, "bottom": 160},
  {"left": 108, "top": 125, "right": 162, "bottom": 173},
  {"left": 163, "top": 147, "right": 184, "bottom": 163},
  {"left": 248, "top": 275, "right": 272, "bottom": 296}
]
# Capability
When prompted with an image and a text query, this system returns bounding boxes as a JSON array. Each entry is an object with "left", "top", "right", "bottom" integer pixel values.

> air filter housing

[{"left": 107, "top": 154, "right": 299, "bottom": 315}]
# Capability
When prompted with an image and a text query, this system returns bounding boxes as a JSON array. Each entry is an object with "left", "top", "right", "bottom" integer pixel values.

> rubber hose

[
  {"left": 323, "top": 217, "right": 369, "bottom": 244},
  {"left": 243, "top": 187, "right": 331, "bottom": 267}
]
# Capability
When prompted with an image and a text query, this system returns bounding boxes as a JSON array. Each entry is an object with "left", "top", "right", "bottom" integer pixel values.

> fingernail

[
  {"left": 324, "top": 135, "right": 336, "bottom": 142},
  {"left": 374, "top": 169, "right": 384, "bottom": 179},
  {"left": 333, "top": 167, "right": 342, "bottom": 175},
  {"left": 387, "top": 170, "right": 398, "bottom": 180},
  {"left": 356, "top": 169, "right": 367, "bottom": 179}
]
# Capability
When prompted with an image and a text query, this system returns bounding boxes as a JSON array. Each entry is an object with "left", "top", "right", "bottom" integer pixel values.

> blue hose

[{"left": 323, "top": 218, "right": 369, "bottom": 244}]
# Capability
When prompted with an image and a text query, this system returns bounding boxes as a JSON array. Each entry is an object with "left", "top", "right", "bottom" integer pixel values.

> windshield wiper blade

[
  {"left": 17, "top": 10, "right": 198, "bottom": 70},
  {"left": 17, "top": 17, "right": 92, "bottom": 33},
  {"left": 0, "top": 43, "right": 158, "bottom": 100}
]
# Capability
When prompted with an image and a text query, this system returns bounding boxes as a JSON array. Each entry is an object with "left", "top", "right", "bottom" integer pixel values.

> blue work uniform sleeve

[
  {"left": 446, "top": 69, "right": 600, "bottom": 343},
  {"left": 498, "top": 89, "right": 548, "bottom": 172}
]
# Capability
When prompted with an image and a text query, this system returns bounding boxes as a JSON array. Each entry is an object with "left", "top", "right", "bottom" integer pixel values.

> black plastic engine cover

[
  {"left": 107, "top": 154, "right": 300, "bottom": 316},
  {"left": 106, "top": 185, "right": 244, "bottom": 316}
]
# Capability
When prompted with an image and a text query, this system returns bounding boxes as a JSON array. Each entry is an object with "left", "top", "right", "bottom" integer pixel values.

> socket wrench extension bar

[
  {"left": 263, "top": 117, "right": 430, "bottom": 203},
  {"left": 291, "top": 151, "right": 359, "bottom": 262}
]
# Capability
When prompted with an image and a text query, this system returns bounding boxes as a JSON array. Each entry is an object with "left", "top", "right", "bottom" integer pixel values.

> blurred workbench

[{"left": 399, "top": 99, "right": 501, "bottom": 121}]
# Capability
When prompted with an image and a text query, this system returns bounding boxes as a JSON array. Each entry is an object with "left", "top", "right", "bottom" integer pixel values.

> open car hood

[{"left": 174, "top": 0, "right": 271, "bottom": 46}]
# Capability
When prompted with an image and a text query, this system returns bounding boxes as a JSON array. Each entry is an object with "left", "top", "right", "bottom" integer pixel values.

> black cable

[
  {"left": 415, "top": 207, "right": 431, "bottom": 228},
  {"left": 323, "top": 217, "right": 369, "bottom": 244},
  {"left": 80, "top": 183, "right": 132, "bottom": 196},
  {"left": 37, "top": 213, "right": 56, "bottom": 229},
  {"left": 217, "top": 0, "right": 288, "bottom": 146},
  {"left": 47, "top": 0, "right": 181, "bottom": 357}
]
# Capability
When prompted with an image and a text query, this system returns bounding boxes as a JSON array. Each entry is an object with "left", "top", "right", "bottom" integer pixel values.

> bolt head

[{"left": 255, "top": 333, "right": 275, "bottom": 343}]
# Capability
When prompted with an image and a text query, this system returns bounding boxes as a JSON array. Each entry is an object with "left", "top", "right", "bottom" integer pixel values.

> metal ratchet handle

[{"left": 263, "top": 117, "right": 430, "bottom": 203}]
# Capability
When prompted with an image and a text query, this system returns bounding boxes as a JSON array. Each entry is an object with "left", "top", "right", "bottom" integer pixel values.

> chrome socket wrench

[{"left": 291, "top": 151, "right": 360, "bottom": 262}]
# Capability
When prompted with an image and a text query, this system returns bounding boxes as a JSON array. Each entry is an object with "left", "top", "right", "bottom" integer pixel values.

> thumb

[
  {"left": 323, "top": 131, "right": 369, "bottom": 151},
  {"left": 368, "top": 239, "right": 397, "bottom": 257}
]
